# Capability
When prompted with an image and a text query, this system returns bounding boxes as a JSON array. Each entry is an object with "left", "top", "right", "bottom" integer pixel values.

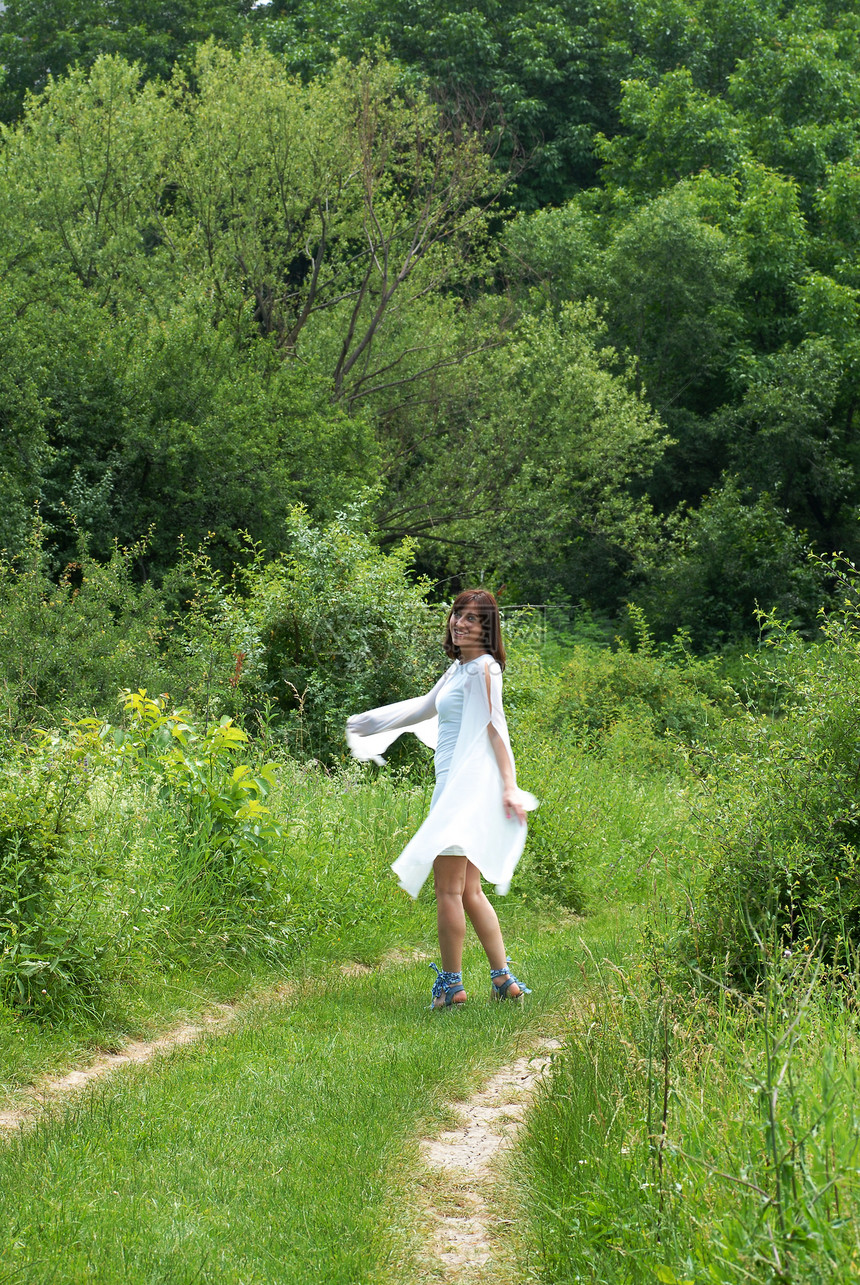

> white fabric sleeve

[{"left": 344, "top": 665, "right": 455, "bottom": 765}]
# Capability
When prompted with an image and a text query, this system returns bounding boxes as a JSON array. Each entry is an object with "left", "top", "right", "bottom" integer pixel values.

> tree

[
  {"left": 0, "top": 48, "right": 508, "bottom": 573},
  {"left": 635, "top": 481, "right": 825, "bottom": 646},
  {"left": 375, "top": 303, "right": 667, "bottom": 605},
  {"left": 594, "top": 69, "right": 748, "bottom": 197},
  {"left": 718, "top": 338, "right": 850, "bottom": 547},
  {"left": 162, "top": 45, "right": 503, "bottom": 408},
  {"left": 0, "top": 302, "right": 48, "bottom": 552},
  {"left": 256, "top": 0, "right": 621, "bottom": 207},
  {"left": 0, "top": 0, "right": 251, "bottom": 123}
]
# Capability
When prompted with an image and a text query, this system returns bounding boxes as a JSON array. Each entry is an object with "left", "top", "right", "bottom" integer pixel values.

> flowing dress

[{"left": 345, "top": 655, "right": 538, "bottom": 897}]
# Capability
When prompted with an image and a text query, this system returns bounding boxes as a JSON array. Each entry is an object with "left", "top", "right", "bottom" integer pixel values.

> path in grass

[
  {"left": 415, "top": 1038, "right": 560, "bottom": 1280},
  {"left": 0, "top": 911, "right": 626, "bottom": 1284},
  {"left": 0, "top": 1001, "right": 244, "bottom": 1136}
]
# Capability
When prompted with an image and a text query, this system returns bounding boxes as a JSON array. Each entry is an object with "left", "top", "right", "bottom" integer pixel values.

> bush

[
  {"left": 545, "top": 608, "right": 733, "bottom": 765},
  {"left": 636, "top": 482, "right": 827, "bottom": 648},
  {"left": 0, "top": 689, "right": 294, "bottom": 1020},
  {"left": 0, "top": 726, "right": 109, "bottom": 1017},
  {"left": 0, "top": 508, "right": 446, "bottom": 767},
  {"left": 682, "top": 563, "right": 860, "bottom": 986},
  {"left": 169, "top": 506, "right": 444, "bottom": 762},
  {"left": 0, "top": 523, "right": 185, "bottom": 736}
]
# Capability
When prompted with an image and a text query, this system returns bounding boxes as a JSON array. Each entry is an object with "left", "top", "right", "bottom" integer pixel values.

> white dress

[{"left": 345, "top": 655, "right": 538, "bottom": 897}]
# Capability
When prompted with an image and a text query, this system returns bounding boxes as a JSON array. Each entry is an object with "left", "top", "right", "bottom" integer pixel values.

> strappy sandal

[
  {"left": 490, "top": 958, "right": 532, "bottom": 1000},
  {"left": 429, "top": 963, "right": 467, "bottom": 1009}
]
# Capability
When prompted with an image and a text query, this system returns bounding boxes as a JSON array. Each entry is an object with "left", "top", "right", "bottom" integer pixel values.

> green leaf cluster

[
  {"left": 4, "top": 0, "right": 860, "bottom": 638},
  {"left": 684, "top": 559, "right": 860, "bottom": 985}
]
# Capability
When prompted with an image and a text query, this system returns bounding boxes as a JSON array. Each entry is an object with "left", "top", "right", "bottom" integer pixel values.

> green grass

[
  {"left": 0, "top": 909, "right": 627, "bottom": 1285},
  {"left": 517, "top": 940, "right": 860, "bottom": 1284},
  {"left": 0, "top": 652, "right": 725, "bottom": 1284},
  {"left": 0, "top": 759, "right": 435, "bottom": 1098}
]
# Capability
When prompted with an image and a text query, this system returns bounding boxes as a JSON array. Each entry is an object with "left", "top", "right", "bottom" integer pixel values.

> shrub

[
  {"left": 682, "top": 563, "right": 860, "bottom": 986},
  {"left": 0, "top": 689, "right": 293, "bottom": 1020},
  {"left": 0, "top": 726, "right": 109, "bottom": 1017},
  {"left": 109, "top": 690, "right": 283, "bottom": 894},
  {"left": 546, "top": 608, "right": 733, "bottom": 763},
  {"left": 0, "top": 523, "right": 184, "bottom": 736},
  {"left": 169, "top": 506, "right": 444, "bottom": 762},
  {"left": 635, "top": 482, "right": 827, "bottom": 648}
]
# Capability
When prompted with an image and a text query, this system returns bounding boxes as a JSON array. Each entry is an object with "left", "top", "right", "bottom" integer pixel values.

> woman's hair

[{"left": 443, "top": 589, "right": 506, "bottom": 669}]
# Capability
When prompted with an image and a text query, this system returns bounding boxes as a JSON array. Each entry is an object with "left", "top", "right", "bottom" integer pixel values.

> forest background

[{"left": 3, "top": 0, "right": 860, "bottom": 648}]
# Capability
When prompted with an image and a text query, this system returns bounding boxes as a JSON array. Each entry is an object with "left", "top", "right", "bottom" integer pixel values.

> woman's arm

[
  {"left": 487, "top": 725, "right": 527, "bottom": 823},
  {"left": 346, "top": 667, "right": 449, "bottom": 738},
  {"left": 484, "top": 662, "right": 527, "bottom": 824}
]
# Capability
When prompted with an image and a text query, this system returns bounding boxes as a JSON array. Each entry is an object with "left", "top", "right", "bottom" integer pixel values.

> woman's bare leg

[
  {"left": 461, "top": 861, "right": 523, "bottom": 997},
  {"left": 433, "top": 855, "right": 469, "bottom": 979}
]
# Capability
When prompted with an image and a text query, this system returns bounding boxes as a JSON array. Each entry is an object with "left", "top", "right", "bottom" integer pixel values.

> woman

[{"left": 346, "top": 590, "right": 538, "bottom": 1009}]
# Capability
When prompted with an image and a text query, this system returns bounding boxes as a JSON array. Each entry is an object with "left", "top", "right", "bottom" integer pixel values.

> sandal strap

[
  {"left": 429, "top": 962, "right": 465, "bottom": 1004},
  {"left": 491, "top": 961, "right": 532, "bottom": 997}
]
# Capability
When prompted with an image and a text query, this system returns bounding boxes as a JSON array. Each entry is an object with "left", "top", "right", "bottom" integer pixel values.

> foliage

[
  {"left": 521, "top": 937, "right": 860, "bottom": 1283},
  {"left": 636, "top": 482, "right": 828, "bottom": 646},
  {"left": 0, "top": 686, "right": 288, "bottom": 1018},
  {"left": 683, "top": 562, "right": 860, "bottom": 986},
  {"left": 256, "top": 0, "right": 620, "bottom": 208},
  {"left": 110, "top": 690, "right": 283, "bottom": 887},
  {"left": 544, "top": 611, "right": 733, "bottom": 760},
  {"left": 0, "top": 0, "right": 251, "bottom": 124},
  {"left": 380, "top": 302, "right": 669, "bottom": 605},
  {"left": 4, "top": 0, "right": 860, "bottom": 635},
  {"left": 0, "top": 524, "right": 181, "bottom": 735},
  {"left": 0, "top": 724, "right": 109, "bottom": 1017},
  {"left": 201, "top": 506, "right": 443, "bottom": 762}
]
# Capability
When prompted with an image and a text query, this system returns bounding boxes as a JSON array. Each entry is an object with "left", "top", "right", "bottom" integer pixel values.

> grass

[
  {"left": 516, "top": 933, "right": 860, "bottom": 1284},
  {"left": 0, "top": 758, "right": 434, "bottom": 1098},
  {"left": 0, "top": 908, "right": 627, "bottom": 1285},
  {"left": 0, "top": 700, "right": 689, "bottom": 1096},
  {"left": 0, "top": 641, "right": 737, "bottom": 1284},
  {"left": 0, "top": 714, "right": 691, "bottom": 1284}
]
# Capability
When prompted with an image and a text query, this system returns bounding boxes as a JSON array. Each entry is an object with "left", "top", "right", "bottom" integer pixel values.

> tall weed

[
  {"left": 683, "top": 568, "right": 860, "bottom": 986},
  {"left": 521, "top": 937, "right": 860, "bottom": 1283}
]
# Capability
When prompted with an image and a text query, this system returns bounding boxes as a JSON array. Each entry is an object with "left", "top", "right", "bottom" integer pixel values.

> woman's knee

[
  {"left": 433, "top": 855, "right": 468, "bottom": 897},
  {"left": 462, "top": 881, "right": 489, "bottom": 914}
]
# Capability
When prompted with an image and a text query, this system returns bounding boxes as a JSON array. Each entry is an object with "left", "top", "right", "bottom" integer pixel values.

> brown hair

[{"left": 443, "top": 589, "right": 506, "bottom": 669}]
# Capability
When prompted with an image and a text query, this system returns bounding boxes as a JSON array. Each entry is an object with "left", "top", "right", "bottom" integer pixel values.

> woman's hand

[{"left": 503, "top": 785, "right": 527, "bottom": 824}]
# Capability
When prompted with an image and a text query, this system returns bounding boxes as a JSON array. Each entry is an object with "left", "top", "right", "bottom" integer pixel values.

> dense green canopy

[{"left": 2, "top": 0, "right": 859, "bottom": 640}]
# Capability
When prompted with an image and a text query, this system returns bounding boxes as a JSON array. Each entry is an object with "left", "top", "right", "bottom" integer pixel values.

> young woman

[{"left": 346, "top": 590, "right": 537, "bottom": 1009}]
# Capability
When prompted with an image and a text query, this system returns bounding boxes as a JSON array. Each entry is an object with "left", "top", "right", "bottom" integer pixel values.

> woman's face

[{"left": 450, "top": 606, "right": 486, "bottom": 657}]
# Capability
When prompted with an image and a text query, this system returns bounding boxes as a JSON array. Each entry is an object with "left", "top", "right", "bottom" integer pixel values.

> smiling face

[
  {"left": 449, "top": 605, "right": 487, "bottom": 660},
  {"left": 443, "top": 589, "right": 505, "bottom": 669}
]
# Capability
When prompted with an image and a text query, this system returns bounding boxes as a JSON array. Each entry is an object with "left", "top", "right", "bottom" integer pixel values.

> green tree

[
  {"left": 0, "top": 0, "right": 251, "bottom": 123},
  {"left": 636, "top": 481, "right": 825, "bottom": 646},
  {"left": 594, "top": 68, "right": 748, "bottom": 197},
  {"left": 718, "top": 339, "right": 850, "bottom": 547},
  {"left": 0, "top": 302, "right": 48, "bottom": 552},
  {"left": 375, "top": 303, "right": 667, "bottom": 605},
  {"left": 0, "top": 47, "right": 501, "bottom": 573},
  {"left": 257, "top": 0, "right": 621, "bottom": 207}
]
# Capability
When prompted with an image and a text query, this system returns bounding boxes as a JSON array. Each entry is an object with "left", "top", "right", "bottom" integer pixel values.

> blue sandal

[
  {"left": 429, "top": 963, "right": 466, "bottom": 1009},
  {"left": 491, "top": 958, "right": 532, "bottom": 1000}
]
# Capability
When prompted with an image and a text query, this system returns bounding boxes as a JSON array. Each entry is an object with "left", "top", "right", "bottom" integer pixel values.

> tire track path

[{"left": 416, "top": 1038, "right": 560, "bottom": 1280}]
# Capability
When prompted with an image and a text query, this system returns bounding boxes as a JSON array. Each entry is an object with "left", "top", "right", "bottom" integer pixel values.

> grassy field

[
  {"left": 0, "top": 677, "right": 691, "bottom": 1283},
  {"left": 5, "top": 621, "right": 860, "bottom": 1283},
  {"left": 0, "top": 908, "right": 631, "bottom": 1285}
]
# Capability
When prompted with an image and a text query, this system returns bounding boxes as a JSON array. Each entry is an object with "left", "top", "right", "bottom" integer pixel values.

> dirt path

[
  {"left": 416, "top": 1037, "right": 561, "bottom": 1281},
  {"left": 0, "top": 951, "right": 431, "bottom": 1138},
  {"left": 0, "top": 1001, "right": 244, "bottom": 1136}
]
